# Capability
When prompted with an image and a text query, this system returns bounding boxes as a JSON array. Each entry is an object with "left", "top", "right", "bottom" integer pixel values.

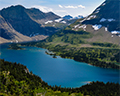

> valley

[{"left": 0, "top": 0, "right": 120, "bottom": 95}]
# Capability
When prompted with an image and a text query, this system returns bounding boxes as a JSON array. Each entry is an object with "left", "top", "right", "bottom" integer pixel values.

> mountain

[
  {"left": 0, "top": 5, "right": 79, "bottom": 44},
  {"left": 25, "top": 8, "right": 60, "bottom": 24},
  {"left": 0, "top": 5, "right": 74, "bottom": 44},
  {"left": 43, "top": 0, "right": 120, "bottom": 46},
  {"left": 63, "top": 15, "right": 73, "bottom": 20},
  {"left": 65, "top": 0, "right": 120, "bottom": 44},
  {"left": 20, "top": 0, "right": 120, "bottom": 69},
  {"left": 81, "top": 0, "right": 120, "bottom": 32},
  {"left": 0, "top": 5, "right": 61, "bottom": 37},
  {"left": 0, "top": 14, "right": 32, "bottom": 43},
  {"left": 74, "top": 15, "right": 83, "bottom": 19},
  {"left": 43, "top": 18, "right": 77, "bottom": 30}
]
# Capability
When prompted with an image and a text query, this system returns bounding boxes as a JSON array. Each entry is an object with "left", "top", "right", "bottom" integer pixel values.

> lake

[{"left": 0, "top": 44, "right": 120, "bottom": 88}]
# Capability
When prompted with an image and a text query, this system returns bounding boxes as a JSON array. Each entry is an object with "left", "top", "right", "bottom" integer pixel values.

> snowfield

[
  {"left": 100, "top": 18, "right": 115, "bottom": 22},
  {"left": 61, "top": 21, "right": 66, "bottom": 24},
  {"left": 92, "top": 24, "right": 102, "bottom": 30},
  {"left": 55, "top": 18, "right": 63, "bottom": 22},
  {"left": 111, "top": 31, "right": 120, "bottom": 34},
  {"left": 105, "top": 27, "right": 108, "bottom": 31},
  {"left": 87, "top": 15, "right": 96, "bottom": 20},
  {"left": 100, "top": 18, "right": 107, "bottom": 22},
  {"left": 74, "top": 24, "right": 80, "bottom": 28},
  {"left": 45, "top": 20, "right": 53, "bottom": 24}
]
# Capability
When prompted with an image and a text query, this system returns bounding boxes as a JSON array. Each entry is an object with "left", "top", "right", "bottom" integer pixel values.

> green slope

[{"left": 0, "top": 59, "right": 119, "bottom": 96}]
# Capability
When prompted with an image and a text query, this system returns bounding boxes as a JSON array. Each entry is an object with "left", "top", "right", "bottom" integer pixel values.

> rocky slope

[
  {"left": 65, "top": 0, "right": 120, "bottom": 44},
  {"left": 71, "top": 0, "right": 120, "bottom": 32},
  {"left": 0, "top": 5, "right": 61, "bottom": 36},
  {"left": 82, "top": 0, "right": 120, "bottom": 32},
  {"left": 0, "top": 5, "right": 78, "bottom": 44},
  {"left": 0, "top": 15, "right": 32, "bottom": 44}
]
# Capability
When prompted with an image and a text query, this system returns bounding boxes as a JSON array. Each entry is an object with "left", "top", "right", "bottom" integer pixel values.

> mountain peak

[
  {"left": 14, "top": 5, "right": 25, "bottom": 8},
  {"left": 63, "top": 15, "right": 73, "bottom": 20},
  {"left": 81, "top": 0, "right": 120, "bottom": 32},
  {"left": 74, "top": 15, "right": 83, "bottom": 19},
  {"left": 4, "top": 5, "right": 25, "bottom": 10}
]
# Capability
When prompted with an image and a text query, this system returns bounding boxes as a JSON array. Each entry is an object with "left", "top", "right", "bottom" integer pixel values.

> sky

[{"left": 0, "top": 0, "right": 105, "bottom": 17}]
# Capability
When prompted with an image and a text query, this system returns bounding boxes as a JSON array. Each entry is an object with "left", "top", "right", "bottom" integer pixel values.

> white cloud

[
  {"left": 65, "top": 5, "right": 78, "bottom": 9},
  {"left": 78, "top": 5, "right": 85, "bottom": 9},
  {"left": 32, "top": 5, "right": 53, "bottom": 13},
  {"left": 59, "top": 5, "right": 63, "bottom": 8},
  {"left": 59, "top": 5, "right": 85, "bottom": 9}
]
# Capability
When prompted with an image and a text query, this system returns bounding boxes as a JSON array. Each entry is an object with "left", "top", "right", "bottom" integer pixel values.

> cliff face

[
  {"left": 0, "top": 14, "right": 32, "bottom": 44},
  {"left": 0, "top": 5, "right": 62, "bottom": 44},
  {"left": 82, "top": 0, "right": 120, "bottom": 31},
  {"left": 25, "top": 8, "right": 60, "bottom": 24},
  {"left": 0, "top": 5, "right": 60, "bottom": 37}
]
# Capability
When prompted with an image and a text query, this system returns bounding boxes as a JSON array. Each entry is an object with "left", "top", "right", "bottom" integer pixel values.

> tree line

[{"left": 0, "top": 59, "right": 120, "bottom": 96}]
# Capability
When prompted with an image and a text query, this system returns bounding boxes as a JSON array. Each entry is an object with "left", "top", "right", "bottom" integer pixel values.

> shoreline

[
  {"left": 2, "top": 43, "right": 120, "bottom": 70},
  {"left": 43, "top": 48, "right": 120, "bottom": 70}
]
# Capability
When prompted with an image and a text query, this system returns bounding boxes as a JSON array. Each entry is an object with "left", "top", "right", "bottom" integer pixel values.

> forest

[
  {"left": 10, "top": 28, "right": 119, "bottom": 69},
  {"left": 0, "top": 59, "right": 120, "bottom": 96},
  {"left": 8, "top": 44, "right": 24, "bottom": 50},
  {"left": 17, "top": 41, "right": 120, "bottom": 69}
]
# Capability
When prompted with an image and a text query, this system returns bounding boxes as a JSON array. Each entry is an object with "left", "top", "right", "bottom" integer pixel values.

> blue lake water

[{"left": 0, "top": 44, "right": 120, "bottom": 88}]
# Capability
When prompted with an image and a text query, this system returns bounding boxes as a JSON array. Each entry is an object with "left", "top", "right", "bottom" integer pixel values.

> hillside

[
  {"left": 0, "top": 59, "right": 119, "bottom": 96},
  {"left": 65, "top": 0, "right": 120, "bottom": 45},
  {"left": 82, "top": 0, "right": 120, "bottom": 32},
  {"left": 26, "top": 8, "right": 60, "bottom": 24},
  {"left": 68, "top": 0, "right": 120, "bottom": 32},
  {"left": 0, "top": 15, "right": 32, "bottom": 43},
  {"left": 0, "top": 5, "right": 60, "bottom": 36},
  {"left": 18, "top": 0, "right": 120, "bottom": 69},
  {"left": 39, "top": 0, "right": 120, "bottom": 46},
  {"left": 0, "top": 5, "right": 79, "bottom": 44}
]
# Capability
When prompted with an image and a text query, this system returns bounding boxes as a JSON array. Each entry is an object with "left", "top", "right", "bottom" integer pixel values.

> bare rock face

[
  {"left": 0, "top": 5, "right": 60, "bottom": 36},
  {"left": 0, "top": 15, "right": 32, "bottom": 44},
  {"left": 0, "top": 5, "right": 61, "bottom": 44},
  {"left": 82, "top": 0, "right": 120, "bottom": 32}
]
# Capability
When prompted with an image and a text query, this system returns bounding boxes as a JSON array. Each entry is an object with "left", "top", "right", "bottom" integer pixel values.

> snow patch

[
  {"left": 94, "top": 8, "right": 100, "bottom": 13},
  {"left": 78, "top": 24, "right": 86, "bottom": 31},
  {"left": 97, "top": 8, "right": 101, "bottom": 11},
  {"left": 45, "top": 20, "right": 53, "bottom": 24},
  {"left": 16, "top": 40, "right": 18, "bottom": 43},
  {"left": 105, "top": 27, "right": 108, "bottom": 31},
  {"left": 68, "top": 23, "right": 71, "bottom": 25},
  {"left": 55, "top": 18, "right": 63, "bottom": 22},
  {"left": 95, "top": 11, "right": 99, "bottom": 13},
  {"left": 100, "top": 18, "right": 115, "bottom": 22},
  {"left": 108, "top": 19, "right": 115, "bottom": 22},
  {"left": 111, "top": 31, "right": 120, "bottom": 34},
  {"left": 80, "top": 18, "right": 87, "bottom": 23},
  {"left": 78, "top": 25, "right": 86, "bottom": 29},
  {"left": 87, "top": 15, "right": 96, "bottom": 20},
  {"left": 92, "top": 24, "right": 102, "bottom": 30},
  {"left": 61, "top": 21, "right": 66, "bottom": 24},
  {"left": 100, "top": 18, "right": 106, "bottom": 22},
  {"left": 102, "top": 3, "right": 106, "bottom": 6},
  {"left": 74, "top": 24, "right": 80, "bottom": 28}
]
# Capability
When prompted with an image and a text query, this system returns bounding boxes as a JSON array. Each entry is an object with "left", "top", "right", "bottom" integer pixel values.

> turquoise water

[{"left": 0, "top": 44, "right": 120, "bottom": 88}]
